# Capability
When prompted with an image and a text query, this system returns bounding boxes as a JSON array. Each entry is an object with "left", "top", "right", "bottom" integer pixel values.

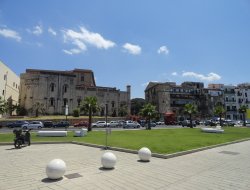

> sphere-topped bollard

[
  {"left": 138, "top": 147, "right": 151, "bottom": 161},
  {"left": 46, "top": 159, "right": 66, "bottom": 179},
  {"left": 101, "top": 152, "right": 117, "bottom": 169}
]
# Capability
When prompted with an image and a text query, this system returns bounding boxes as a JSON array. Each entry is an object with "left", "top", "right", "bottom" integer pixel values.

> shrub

[{"left": 73, "top": 108, "right": 80, "bottom": 117}]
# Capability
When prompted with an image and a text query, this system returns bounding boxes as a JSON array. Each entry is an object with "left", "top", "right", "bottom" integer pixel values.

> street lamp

[
  {"left": 88, "top": 103, "right": 92, "bottom": 132},
  {"left": 148, "top": 112, "right": 151, "bottom": 130},
  {"left": 65, "top": 104, "right": 68, "bottom": 131}
]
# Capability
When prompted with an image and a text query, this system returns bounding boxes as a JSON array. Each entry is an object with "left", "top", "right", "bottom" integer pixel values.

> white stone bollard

[
  {"left": 101, "top": 152, "right": 117, "bottom": 169},
  {"left": 138, "top": 147, "right": 151, "bottom": 161},
  {"left": 46, "top": 159, "right": 66, "bottom": 179}
]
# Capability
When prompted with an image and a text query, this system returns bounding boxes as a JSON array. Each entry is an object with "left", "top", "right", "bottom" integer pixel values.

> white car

[
  {"left": 156, "top": 121, "right": 165, "bottom": 125},
  {"left": 123, "top": 120, "right": 141, "bottom": 128},
  {"left": 108, "top": 121, "right": 121, "bottom": 128},
  {"left": 22, "top": 121, "right": 44, "bottom": 130},
  {"left": 92, "top": 121, "right": 109, "bottom": 128}
]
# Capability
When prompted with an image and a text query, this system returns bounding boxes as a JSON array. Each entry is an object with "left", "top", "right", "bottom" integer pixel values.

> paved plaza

[{"left": 1, "top": 141, "right": 250, "bottom": 190}]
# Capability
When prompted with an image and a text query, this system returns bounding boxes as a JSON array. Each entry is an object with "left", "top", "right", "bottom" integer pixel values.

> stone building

[
  {"left": 19, "top": 69, "right": 131, "bottom": 116},
  {"left": 0, "top": 60, "right": 20, "bottom": 117},
  {"left": 145, "top": 81, "right": 205, "bottom": 119}
]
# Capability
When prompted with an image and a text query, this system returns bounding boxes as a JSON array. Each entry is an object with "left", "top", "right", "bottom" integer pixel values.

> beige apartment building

[
  {"left": 19, "top": 69, "right": 131, "bottom": 116},
  {"left": 0, "top": 60, "right": 20, "bottom": 117}
]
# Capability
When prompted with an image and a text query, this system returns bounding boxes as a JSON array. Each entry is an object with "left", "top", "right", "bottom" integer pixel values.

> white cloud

[
  {"left": 63, "top": 26, "right": 115, "bottom": 55},
  {"left": 171, "top": 72, "right": 178, "bottom": 76},
  {"left": 0, "top": 28, "right": 21, "bottom": 42},
  {"left": 157, "top": 45, "right": 169, "bottom": 55},
  {"left": 32, "top": 25, "right": 43, "bottom": 35},
  {"left": 123, "top": 43, "right": 141, "bottom": 55},
  {"left": 182, "top": 72, "right": 221, "bottom": 81},
  {"left": 48, "top": 27, "right": 56, "bottom": 36},
  {"left": 62, "top": 49, "right": 82, "bottom": 55}
]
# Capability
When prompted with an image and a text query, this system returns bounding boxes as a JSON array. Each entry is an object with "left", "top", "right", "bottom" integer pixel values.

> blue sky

[{"left": 0, "top": 0, "right": 250, "bottom": 98}]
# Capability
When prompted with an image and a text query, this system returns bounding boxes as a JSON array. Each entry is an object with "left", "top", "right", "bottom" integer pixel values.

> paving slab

[{"left": 1, "top": 140, "right": 250, "bottom": 190}]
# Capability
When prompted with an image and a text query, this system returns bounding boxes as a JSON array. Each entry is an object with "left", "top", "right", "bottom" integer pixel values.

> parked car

[
  {"left": 22, "top": 121, "right": 44, "bottom": 130},
  {"left": 43, "top": 121, "right": 54, "bottom": 128},
  {"left": 108, "top": 121, "right": 121, "bottom": 128},
  {"left": 223, "top": 120, "right": 235, "bottom": 126},
  {"left": 181, "top": 120, "right": 196, "bottom": 127},
  {"left": 74, "top": 120, "right": 89, "bottom": 127},
  {"left": 156, "top": 121, "right": 165, "bottom": 125},
  {"left": 246, "top": 121, "right": 250, "bottom": 127},
  {"left": 91, "top": 121, "right": 108, "bottom": 128},
  {"left": 53, "top": 121, "right": 70, "bottom": 128},
  {"left": 7, "top": 120, "right": 29, "bottom": 128},
  {"left": 205, "top": 120, "right": 217, "bottom": 126},
  {"left": 123, "top": 120, "right": 141, "bottom": 128}
]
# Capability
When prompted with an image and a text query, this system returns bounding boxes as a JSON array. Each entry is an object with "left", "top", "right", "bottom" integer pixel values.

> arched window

[
  {"left": 63, "top": 84, "right": 68, "bottom": 93},
  {"left": 50, "top": 83, "right": 55, "bottom": 92},
  {"left": 50, "top": 98, "right": 55, "bottom": 106}
]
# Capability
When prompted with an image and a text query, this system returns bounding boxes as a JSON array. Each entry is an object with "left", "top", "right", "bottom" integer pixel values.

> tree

[
  {"left": 184, "top": 103, "right": 197, "bottom": 128},
  {"left": 0, "top": 96, "right": 7, "bottom": 115},
  {"left": 79, "top": 96, "right": 100, "bottom": 131},
  {"left": 239, "top": 105, "right": 248, "bottom": 126},
  {"left": 139, "top": 103, "right": 157, "bottom": 130},
  {"left": 30, "top": 102, "right": 45, "bottom": 117},
  {"left": 118, "top": 105, "right": 128, "bottom": 117},
  {"left": 214, "top": 105, "right": 225, "bottom": 126},
  {"left": 131, "top": 98, "right": 145, "bottom": 115}
]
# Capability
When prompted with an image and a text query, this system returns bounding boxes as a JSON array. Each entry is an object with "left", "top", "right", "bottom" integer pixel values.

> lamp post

[
  {"left": 148, "top": 112, "right": 151, "bottom": 130},
  {"left": 65, "top": 104, "right": 68, "bottom": 131},
  {"left": 105, "top": 103, "right": 110, "bottom": 149},
  {"left": 88, "top": 103, "right": 92, "bottom": 132}
]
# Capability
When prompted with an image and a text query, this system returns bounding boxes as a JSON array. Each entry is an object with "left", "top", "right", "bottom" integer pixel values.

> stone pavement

[{"left": 1, "top": 141, "right": 250, "bottom": 190}]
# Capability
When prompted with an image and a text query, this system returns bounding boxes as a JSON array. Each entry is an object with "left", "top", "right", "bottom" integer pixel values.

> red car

[{"left": 73, "top": 120, "right": 89, "bottom": 127}]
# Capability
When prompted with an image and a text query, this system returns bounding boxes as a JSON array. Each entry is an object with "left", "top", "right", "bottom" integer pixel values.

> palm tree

[
  {"left": 80, "top": 96, "right": 100, "bottom": 131},
  {"left": 214, "top": 105, "right": 225, "bottom": 126},
  {"left": 139, "top": 103, "right": 157, "bottom": 130},
  {"left": 0, "top": 96, "right": 7, "bottom": 115},
  {"left": 184, "top": 103, "right": 197, "bottom": 128},
  {"left": 239, "top": 105, "right": 248, "bottom": 126}
]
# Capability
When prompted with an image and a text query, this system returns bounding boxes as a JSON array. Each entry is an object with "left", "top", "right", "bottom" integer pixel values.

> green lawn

[{"left": 1, "top": 128, "right": 250, "bottom": 154}]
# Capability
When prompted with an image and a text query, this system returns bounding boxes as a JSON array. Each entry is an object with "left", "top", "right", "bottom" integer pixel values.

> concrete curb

[{"left": 1, "top": 138, "right": 250, "bottom": 159}]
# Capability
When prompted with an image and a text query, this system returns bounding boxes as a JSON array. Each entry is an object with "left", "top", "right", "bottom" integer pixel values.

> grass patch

[{"left": 1, "top": 128, "right": 250, "bottom": 154}]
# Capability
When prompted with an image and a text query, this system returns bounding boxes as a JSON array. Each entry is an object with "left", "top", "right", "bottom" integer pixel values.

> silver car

[
  {"left": 22, "top": 121, "right": 44, "bottom": 130},
  {"left": 92, "top": 121, "right": 108, "bottom": 128},
  {"left": 123, "top": 120, "right": 141, "bottom": 128}
]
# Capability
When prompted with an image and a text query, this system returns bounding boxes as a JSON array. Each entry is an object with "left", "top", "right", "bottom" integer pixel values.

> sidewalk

[{"left": 1, "top": 140, "right": 250, "bottom": 190}]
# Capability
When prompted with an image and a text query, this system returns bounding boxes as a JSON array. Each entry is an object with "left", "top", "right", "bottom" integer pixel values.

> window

[
  {"left": 63, "top": 85, "right": 68, "bottom": 93},
  {"left": 13, "top": 82, "right": 15, "bottom": 87},
  {"left": 112, "top": 101, "right": 115, "bottom": 108},
  {"left": 245, "top": 93, "right": 248, "bottom": 97},
  {"left": 4, "top": 74, "right": 7, "bottom": 80},
  {"left": 50, "top": 83, "right": 55, "bottom": 92},
  {"left": 77, "top": 99, "right": 81, "bottom": 106},
  {"left": 63, "top": 98, "right": 68, "bottom": 106},
  {"left": 81, "top": 75, "right": 84, "bottom": 81},
  {"left": 50, "top": 98, "right": 55, "bottom": 106},
  {"left": 2, "top": 90, "right": 4, "bottom": 96}
]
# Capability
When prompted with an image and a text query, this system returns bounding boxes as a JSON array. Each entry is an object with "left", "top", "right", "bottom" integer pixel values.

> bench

[{"left": 37, "top": 131, "right": 67, "bottom": 137}]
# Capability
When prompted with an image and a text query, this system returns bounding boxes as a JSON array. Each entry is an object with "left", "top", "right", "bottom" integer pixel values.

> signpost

[{"left": 105, "top": 103, "right": 111, "bottom": 149}]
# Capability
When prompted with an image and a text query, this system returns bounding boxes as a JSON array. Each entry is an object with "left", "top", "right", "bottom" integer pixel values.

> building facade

[
  {"left": 19, "top": 69, "right": 131, "bottom": 116},
  {"left": 145, "top": 82, "right": 206, "bottom": 119},
  {"left": 145, "top": 81, "right": 249, "bottom": 121},
  {"left": 0, "top": 60, "right": 20, "bottom": 117}
]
